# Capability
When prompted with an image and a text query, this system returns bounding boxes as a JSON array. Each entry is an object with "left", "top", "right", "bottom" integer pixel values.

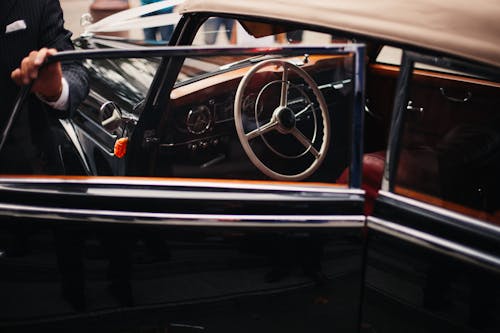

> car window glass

[
  {"left": 0, "top": 50, "right": 357, "bottom": 186},
  {"left": 376, "top": 46, "right": 478, "bottom": 77},
  {"left": 393, "top": 64, "right": 500, "bottom": 224},
  {"left": 75, "top": 56, "right": 159, "bottom": 139}
]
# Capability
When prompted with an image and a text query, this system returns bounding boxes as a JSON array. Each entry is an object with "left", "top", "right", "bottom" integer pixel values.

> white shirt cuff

[{"left": 37, "top": 77, "right": 69, "bottom": 111}]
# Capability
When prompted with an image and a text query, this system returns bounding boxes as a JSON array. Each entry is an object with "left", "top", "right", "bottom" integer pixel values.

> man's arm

[{"left": 10, "top": 0, "right": 88, "bottom": 115}]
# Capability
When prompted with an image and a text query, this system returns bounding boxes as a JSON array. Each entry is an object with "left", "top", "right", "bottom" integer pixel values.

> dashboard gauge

[
  {"left": 214, "top": 97, "right": 234, "bottom": 123},
  {"left": 242, "top": 93, "right": 263, "bottom": 118},
  {"left": 186, "top": 105, "right": 212, "bottom": 134}
]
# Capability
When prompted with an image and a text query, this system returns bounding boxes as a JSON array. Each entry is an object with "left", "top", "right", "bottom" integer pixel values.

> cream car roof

[{"left": 179, "top": 0, "right": 500, "bottom": 69}]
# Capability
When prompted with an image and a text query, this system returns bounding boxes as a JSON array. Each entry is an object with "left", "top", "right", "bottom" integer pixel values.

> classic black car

[{"left": 1, "top": 0, "right": 499, "bottom": 332}]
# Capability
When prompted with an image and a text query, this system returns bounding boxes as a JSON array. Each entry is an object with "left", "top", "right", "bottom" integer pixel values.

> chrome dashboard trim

[{"left": 159, "top": 134, "right": 224, "bottom": 147}]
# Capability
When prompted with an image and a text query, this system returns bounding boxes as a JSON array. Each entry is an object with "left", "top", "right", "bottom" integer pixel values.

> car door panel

[
  {"left": 0, "top": 178, "right": 365, "bottom": 333},
  {"left": 1, "top": 38, "right": 368, "bottom": 332},
  {"left": 364, "top": 193, "right": 500, "bottom": 333}
]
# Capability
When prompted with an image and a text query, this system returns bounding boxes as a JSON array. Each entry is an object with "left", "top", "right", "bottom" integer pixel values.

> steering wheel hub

[{"left": 275, "top": 106, "right": 296, "bottom": 132}]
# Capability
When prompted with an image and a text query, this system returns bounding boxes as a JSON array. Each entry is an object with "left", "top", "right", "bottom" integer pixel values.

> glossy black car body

[{"left": 1, "top": 1, "right": 500, "bottom": 333}]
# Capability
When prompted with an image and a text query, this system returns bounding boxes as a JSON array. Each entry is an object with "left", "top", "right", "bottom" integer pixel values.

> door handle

[{"left": 440, "top": 88, "right": 472, "bottom": 103}]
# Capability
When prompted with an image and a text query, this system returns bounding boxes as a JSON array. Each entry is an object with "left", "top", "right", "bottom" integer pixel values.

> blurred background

[
  {"left": 61, "top": 0, "right": 142, "bottom": 39},
  {"left": 59, "top": 0, "right": 336, "bottom": 47}
]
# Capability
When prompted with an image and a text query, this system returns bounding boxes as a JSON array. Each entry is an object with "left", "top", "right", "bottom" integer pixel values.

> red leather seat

[{"left": 337, "top": 151, "right": 385, "bottom": 215}]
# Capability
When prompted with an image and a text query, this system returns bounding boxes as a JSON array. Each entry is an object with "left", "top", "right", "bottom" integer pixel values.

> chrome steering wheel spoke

[
  {"left": 280, "top": 63, "right": 289, "bottom": 107},
  {"left": 295, "top": 103, "right": 314, "bottom": 120},
  {"left": 246, "top": 120, "right": 279, "bottom": 140},
  {"left": 291, "top": 127, "right": 320, "bottom": 158}
]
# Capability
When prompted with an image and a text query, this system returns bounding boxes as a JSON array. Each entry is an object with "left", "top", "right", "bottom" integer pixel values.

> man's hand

[{"left": 10, "top": 48, "right": 63, "bottom": 102}]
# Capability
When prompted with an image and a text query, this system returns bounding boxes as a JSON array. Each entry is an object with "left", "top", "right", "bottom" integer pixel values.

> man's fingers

[
  {"left": 34, "top": 47, "right": 48, "bottom": 66},
  {"left": 28, "top": 51, "right": 41, "bottom": 80},
  {"left": 10, "top": 68, "right": 21, "bottom": 85},
  {"left": 19, "top": 51, "right": 40, "bottom": 84},
  {"left": 46, "top": 48, "right": 58, "bottom": 56},
  {"left": 17, "top": 48, "right": 51, "bottom": 85},
  {"left": 20, "top": 56, "right": 35, "bottom": 84},
  {"left": 10, "top": 47, "right": 60, "bottom": 88}
]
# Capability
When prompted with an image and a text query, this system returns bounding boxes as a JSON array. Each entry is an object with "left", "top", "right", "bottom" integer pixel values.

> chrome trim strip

[
  {"left": 159, "top": 134, "right": 224, "bottom": 148},
  {"left": 378, "top": 190, "right": 500, "bottom": 234},
  {"left": 50, "top": 45, "right": 361, "bottom": 65},
  {"left": 0, "top": 202, "right": 365, "bottom": 227},
  {"left": 368, "top": 216, "right": 500, "bottom": 272},
  {"left": 58, "top": 119, "right": 92, "bottom": 175},
  {"left": 83, "top": 188, "right": 340, "bottom": 200},
  {"left": 0, "top": 177, "right": 364, "bottom": 196}
]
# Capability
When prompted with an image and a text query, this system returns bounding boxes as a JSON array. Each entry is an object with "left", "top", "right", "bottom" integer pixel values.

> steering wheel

[{"left": 234, "top": 59, "right": 331, "bottom": 181}]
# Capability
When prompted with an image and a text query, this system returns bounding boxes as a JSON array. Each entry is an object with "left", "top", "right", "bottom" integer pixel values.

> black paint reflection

[
  {"left": 362, "top": 230, "right": 500, "bottom": 333},
  {"left": 0, "top": 223, "right": 363, "bottom": 333}
]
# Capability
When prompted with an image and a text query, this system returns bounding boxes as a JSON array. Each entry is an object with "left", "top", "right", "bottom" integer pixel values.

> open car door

[
  {"left": 0, "top": 45, "right": 368, "bottom": 333},
  {"left": 363, "top": 51, "right": 500, "bottom": 333}
]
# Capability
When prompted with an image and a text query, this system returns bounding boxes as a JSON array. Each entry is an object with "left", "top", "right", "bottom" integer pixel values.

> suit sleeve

[{"left": 40, "top": 0, "right": 89, "bottom": 116}]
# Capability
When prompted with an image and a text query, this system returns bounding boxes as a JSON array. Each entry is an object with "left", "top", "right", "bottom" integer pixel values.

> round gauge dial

[
  {"left": 186, "top": 105, "right": 212, "bottom": 134},
  {"left": 242, "top": 93, "right": 264, "bottom": 118}
]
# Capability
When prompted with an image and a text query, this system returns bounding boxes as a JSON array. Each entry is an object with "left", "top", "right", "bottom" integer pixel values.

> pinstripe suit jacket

[
  {"left": 0, "top": 0, "right": 88, "bottom": 173},
  {"left": 0, "top": 0, "right": 88, "bottom": 118}
]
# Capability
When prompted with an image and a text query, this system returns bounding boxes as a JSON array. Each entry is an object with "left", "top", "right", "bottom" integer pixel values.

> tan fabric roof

[{"left": 179, "top": 0, "right": 500, "bottom": 68}]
